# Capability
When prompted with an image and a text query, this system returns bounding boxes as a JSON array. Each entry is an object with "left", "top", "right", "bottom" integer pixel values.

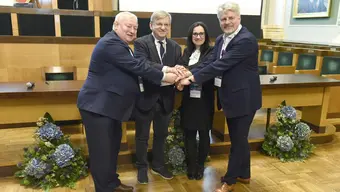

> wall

[
  {"left": 284, "top": 0, "right": 340, "bottom": 45},
  {"left": 0, "top": 43, "right": 95, "bottom": 82}
]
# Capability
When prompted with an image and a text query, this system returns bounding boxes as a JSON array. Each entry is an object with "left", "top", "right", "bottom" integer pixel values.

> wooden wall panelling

[
  {"left": 88, "top": 0, "right": 114, "bottom": 11},
  {"left": 4, "top": 43, "right": 60, "bottom": 81},
  {"left": 58, "top": 44, "right": 94, "bottom": 67},
  {"left": 54, "top": 14, "right": 61, "bottom": 37},
  {"left": 10, "top": 13, "right": 18, "bottom": 36},
  {"left": 94, "top": 16, "right": 100, "bottom": 37},
  {"left": 51, "top": 0, "right": 58, "bottom": 9}
]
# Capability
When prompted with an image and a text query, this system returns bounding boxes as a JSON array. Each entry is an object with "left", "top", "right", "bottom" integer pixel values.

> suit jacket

[
  {"left": 77, "top": 31, "right": 163, "bottom": 121},
  {"left": 133, "top": 34, "right": 182, "bottom": 113},
  {"left": 179, "top": 47, "right": 215, "bottom": 130},
  {"left": 191, "top": 26, "right": 262, "bottom": 118}
]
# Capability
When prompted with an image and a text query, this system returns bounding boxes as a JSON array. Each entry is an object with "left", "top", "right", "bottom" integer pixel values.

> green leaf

[
  {"left": 43, "top": 112, "right": 55, "bottom": 123},
  {"left": 280, "top": 100, "right": 286, "bottom": 106}
]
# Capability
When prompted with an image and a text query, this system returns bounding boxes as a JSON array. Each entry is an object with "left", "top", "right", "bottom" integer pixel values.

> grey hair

[
  {"left": 112, "top": 11, "right": 138, "bottom": 30},
  {"left": 150, "top": 10, "right": 172, "bottom": 24},
  {"left": 217, "top": 2, "right": 241, "bottom": 19}
]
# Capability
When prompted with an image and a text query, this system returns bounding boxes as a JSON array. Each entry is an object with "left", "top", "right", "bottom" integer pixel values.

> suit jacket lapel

[
  {"left": 217, "top": 36, "right": 224, "bottom": 59},
  {"left": 147, "top": 34, "right": 161, "bottom": 63},
  {"left": 225, "top": 26, "right": 244, "bottom": 51},
  {"left": 164, "top": 40, "right": 173, "bottom": 66}
]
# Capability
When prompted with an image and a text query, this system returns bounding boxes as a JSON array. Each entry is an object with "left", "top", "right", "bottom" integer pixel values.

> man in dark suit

[
  {"left": 77, "top": 12, "right": 179, "bottom": 192},
  {"left": 133, "top": 10, "right": 182, "bottom": 184},
  {"left": 178, "top": 2, "right": 262, "bottom": 192}
]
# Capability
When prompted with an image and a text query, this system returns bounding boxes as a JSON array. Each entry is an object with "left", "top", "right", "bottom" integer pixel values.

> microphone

[
  {"left": 269, "top": 76, "right": 277, "bottom": 82},
  {"left": 26, "top": 82, "right": 35, "bottom": 89}
]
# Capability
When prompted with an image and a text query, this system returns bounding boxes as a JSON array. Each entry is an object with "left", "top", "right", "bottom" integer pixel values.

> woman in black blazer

[{"left": 178, "top": 22, "right": 214, "bottom": 180}]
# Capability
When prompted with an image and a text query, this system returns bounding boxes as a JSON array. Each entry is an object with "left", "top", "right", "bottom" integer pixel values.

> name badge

[
  {"left": 138, "top": 77, "right": 144, "bottom": 92},
  {"left": 190, "top": 83, "right": 202, "bottom": 98},
  {"left": 214, "top": 76, "right": 222, "bottom": 87}
]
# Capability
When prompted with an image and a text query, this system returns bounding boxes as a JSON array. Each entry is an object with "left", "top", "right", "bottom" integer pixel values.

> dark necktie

[
  {"left": 221, "top": 49, "right": 227, "bottom": 58},
  {"left": 158, "top": 41, "right": 165, "bottom": 61}
]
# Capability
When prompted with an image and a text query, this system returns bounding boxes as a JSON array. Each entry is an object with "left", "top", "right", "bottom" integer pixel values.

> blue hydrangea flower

[
  {"left": 279, "top": 106, "right": 297, "bottom": 120},
  {"left": 295, "top": 122, "right": 311, "bottom": 140},
  {"left": 53, "top": 144, "right": 75, "bottom": 168},
  {"left": 36, "top": 123, "right": 63, "bottom": 141},
  {"left": 24, "top": 158, "right": 51, "bottom": 178},
  {"left": 168, "top": 146, "right": 185, "bottom": 166},
  {"left": 276, "top": 135, "right": 294, "bottom": 152}
]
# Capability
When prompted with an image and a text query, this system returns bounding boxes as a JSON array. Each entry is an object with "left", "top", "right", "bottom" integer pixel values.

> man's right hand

[{"left": 162, "top": 72, "right": 178, "bottom": 84}]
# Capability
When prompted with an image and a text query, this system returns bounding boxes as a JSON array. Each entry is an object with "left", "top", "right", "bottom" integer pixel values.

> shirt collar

[
  {"left": 152, "top": 33, "right": 167, "bottom": 45},
  {"left": 223, "top": 24, "right": 242, "bottom": 41}
]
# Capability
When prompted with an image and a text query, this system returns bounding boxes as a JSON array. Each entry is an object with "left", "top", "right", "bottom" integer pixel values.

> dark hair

[{"left": 186, "top": 21, "right": 210, "bottom": 54}]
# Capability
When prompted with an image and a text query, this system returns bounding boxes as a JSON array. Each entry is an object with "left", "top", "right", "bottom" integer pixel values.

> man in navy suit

[
  {"left": 178, "top": 2, "right": 262, "bottom": 192},
  {"left": 77, "top": 12, "right": 179, "bottom": 192},
  {"left": 133, "top": 10, "right": 182, "bottom": 184}
]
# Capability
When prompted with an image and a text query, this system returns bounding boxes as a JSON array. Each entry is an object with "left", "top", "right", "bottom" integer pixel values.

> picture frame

[{"left": 293, "top": 0, "right": 331, "bottom": 18}]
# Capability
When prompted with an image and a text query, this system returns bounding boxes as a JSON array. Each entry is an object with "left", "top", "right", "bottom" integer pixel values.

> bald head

[{"left": 113, "top": 12, "right": 138, "bottom": 43}]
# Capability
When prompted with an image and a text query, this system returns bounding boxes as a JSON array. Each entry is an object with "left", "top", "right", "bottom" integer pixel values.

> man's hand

[
  {"left": 176, "top": 82, "right": 184, "bottom": 91},
  {"left": 166, "top": 66, "right": 186, "bottom": 77},
  {"left": 162, "top": 73, "right": 178, "bottom": 84}
]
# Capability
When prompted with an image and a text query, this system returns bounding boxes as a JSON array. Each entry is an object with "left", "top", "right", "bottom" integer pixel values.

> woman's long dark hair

[{"left": 186, "top": 21, "right": 210, "bottom": 54}]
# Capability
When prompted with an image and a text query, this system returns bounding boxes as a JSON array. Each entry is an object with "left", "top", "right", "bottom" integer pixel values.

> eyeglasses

[{"left": 193, "top": 32, "right": 205, "bottom": 37}]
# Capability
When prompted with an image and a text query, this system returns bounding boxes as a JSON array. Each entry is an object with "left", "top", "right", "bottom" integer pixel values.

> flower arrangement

[
  {"left": 15, "top": 112, "right": 88, "bottom": 191},
  {"left": 261, "top": 101, "right": 315, "bottom": 162},
  {"left": 164, "top": 109, "right": 187, "bottom": 175}
]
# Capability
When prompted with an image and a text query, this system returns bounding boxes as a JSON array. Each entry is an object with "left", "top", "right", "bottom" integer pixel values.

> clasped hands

[{"left": 162, "top": 65, "right": 194, "bottom": 91}]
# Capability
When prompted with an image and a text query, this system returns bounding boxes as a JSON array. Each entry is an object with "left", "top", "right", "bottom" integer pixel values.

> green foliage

[
  {"left": 15, "top": 114, "right": 88, "bottom": 191},
  {"left": 164, "top": 110, "right": 187, "bottom": 175},
  {"left": 261, "top": 100, "right": 315, "bottom": 162}
]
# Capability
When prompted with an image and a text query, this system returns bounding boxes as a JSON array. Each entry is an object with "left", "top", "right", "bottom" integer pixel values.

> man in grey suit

[
  {"left": 77, "top": 12, "right": 179, "bottom": 192},
  {"left": 133, "top": 10, "right": 182, "bottom": 184}
]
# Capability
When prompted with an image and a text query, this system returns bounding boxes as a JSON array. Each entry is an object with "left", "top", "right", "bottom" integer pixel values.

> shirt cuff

[
  {"left": 161, "top": 72, "right": 166, "bottom": 81},
  {"left": 162, "top": 66, "right": 168, "bottom": 72}
]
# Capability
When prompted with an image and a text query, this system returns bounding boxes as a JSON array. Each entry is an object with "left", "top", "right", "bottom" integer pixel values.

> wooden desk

[
  {"left": 1, "top": 74, "right": 340, "bottom": 144},
  {"left": 0, "top": 80, "right": 130, "bottom": 151},
  {"left": 213, "top": 74, "right": 340, "bottom": 141}
]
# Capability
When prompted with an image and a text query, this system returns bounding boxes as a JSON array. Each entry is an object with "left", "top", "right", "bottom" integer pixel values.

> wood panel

[
  {"left": 0, "top": 43, "right": 95, "bottom": 81},
  {"left": 262, "top": 87, "right": 324, "bottom": 108},
  {"left": 59, "top": 44, "right": 94, "bottom": 67}
]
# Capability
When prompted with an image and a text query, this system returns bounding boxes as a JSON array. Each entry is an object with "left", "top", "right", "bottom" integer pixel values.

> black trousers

[
  {"left": 222, "top": 112, "right": 256, "bottom": 185},
  {"left": 184, "top": 129, "right": 210, "bottom": 173},
  {"left": 79, "top": 109, "right": 122, "bottom": 192},
  {"left": 134, "top": 101, "right": 171, "bottom": 169}
]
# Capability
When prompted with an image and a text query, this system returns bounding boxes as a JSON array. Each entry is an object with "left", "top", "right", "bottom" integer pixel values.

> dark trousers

[
  {"left": 79, "top": 109, "right": 122, "bottom": 192},
  {"left": 184, "top": 129, "right": 210, "bottom": 173},
  {"left": 222, "top": 112, "right": 256, "bottom": 185},
  {"left": 135, "top": 101, "right": 171, "bottom": 169}
]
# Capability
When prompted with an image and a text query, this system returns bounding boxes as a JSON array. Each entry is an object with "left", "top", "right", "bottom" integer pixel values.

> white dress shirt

[
  {"left": 188, "top": 49, "right": 201, "bottom": 66},
  {"left": 220, "top": 24, "right": 242, "bottom": 58}
]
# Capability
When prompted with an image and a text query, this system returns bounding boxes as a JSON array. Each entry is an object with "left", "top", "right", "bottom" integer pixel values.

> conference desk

[
  {"left": 1, "top": 74, "right": 340, "bottom": 145},
  {"left": 212, "top": 74, "right": 340, "bottom": 141}
]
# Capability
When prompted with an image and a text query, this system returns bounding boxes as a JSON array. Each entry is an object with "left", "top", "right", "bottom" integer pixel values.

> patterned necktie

[{"left": 158, "top": 41, "right": 165, "bottom": 62}]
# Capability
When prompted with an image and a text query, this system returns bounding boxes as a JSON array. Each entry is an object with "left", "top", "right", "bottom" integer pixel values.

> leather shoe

[
  {"left": 237, "top": 177, "right": 250, "bottom": 184},
  {"left": 113, "top": 183, "right": 133, "bottom": 192},
  {"left": 215, "top": 183, "right": 234, "bottom": 192}
]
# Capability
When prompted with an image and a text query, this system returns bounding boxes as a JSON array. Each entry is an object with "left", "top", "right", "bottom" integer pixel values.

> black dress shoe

[
  {"left": 113, "top": 183, "right": 133, "bottom": 192},
  {"left": 187, "top": 172, "right": 195, "bottom": 180},
  {"left": 195, "top": 170, "right": 203, "bottom": 180}
]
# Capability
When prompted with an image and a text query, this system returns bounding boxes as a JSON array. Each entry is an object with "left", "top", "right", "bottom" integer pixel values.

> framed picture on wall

[{"left": 293, "top": 0, "right": 331, "bottom": 18}]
